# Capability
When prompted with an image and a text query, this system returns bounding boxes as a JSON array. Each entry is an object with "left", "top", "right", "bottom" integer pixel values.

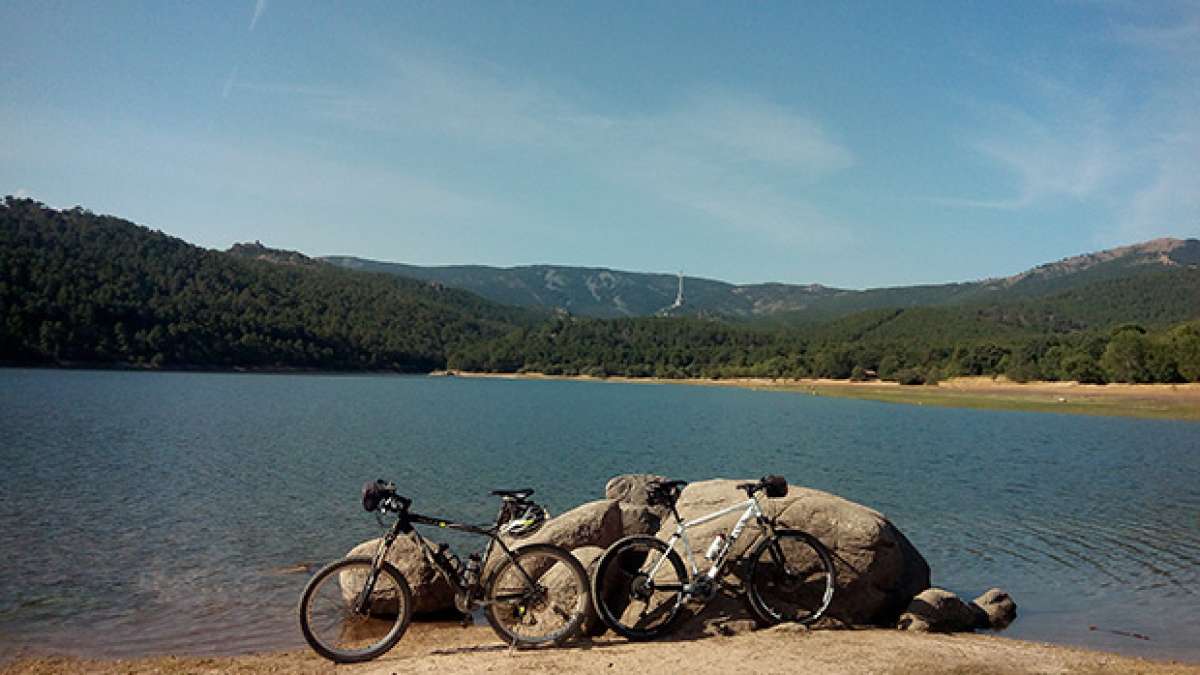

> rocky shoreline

[{"left": 349, "top": 474, "right": 1011, "bottom": 639}]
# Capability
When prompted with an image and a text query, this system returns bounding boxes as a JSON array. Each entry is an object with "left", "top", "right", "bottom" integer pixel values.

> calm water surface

[{"left": 1, "top": 369, "right": 1197, "bottom": 661}]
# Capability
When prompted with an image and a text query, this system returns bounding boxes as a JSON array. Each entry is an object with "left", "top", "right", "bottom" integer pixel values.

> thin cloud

[
  {"left": 937, "top": 79, "right": 1122, "bottom": 211},
  {"left": 221, "top": 66, "right": 239, "bottom": 99},
  {"left": 249, "top": 0, "right": 267, "bottom": 31},
  {"left": 229, "top": 81, "right": 344, "bottom": 99},
  {"left": 937, "top": 4, "right": 1200, "bottom": 247},
  {"left": 263, "top": 51, "right": 855, "bottom": 248}
]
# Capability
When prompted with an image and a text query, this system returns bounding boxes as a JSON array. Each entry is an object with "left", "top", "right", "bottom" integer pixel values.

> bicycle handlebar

[{"left": 736, "top": 475, "right": 788, "bottom": 498}]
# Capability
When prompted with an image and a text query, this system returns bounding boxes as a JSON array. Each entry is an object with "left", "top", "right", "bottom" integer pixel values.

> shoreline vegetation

[
  {"left": 442, "top": 371, "right": 1200, "bottom": 421},
  {"left": 4, "top": 624, "right": 1199, "bottom": 674}
]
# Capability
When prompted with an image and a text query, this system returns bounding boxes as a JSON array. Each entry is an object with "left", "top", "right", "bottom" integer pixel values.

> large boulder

[
  {"left": 345, "top": 535, "right": 455, "bottom": 615},
  {"left": 619, "top": 503, "right": 662, "bottom": 537},
  {"left": 606, "top": 473, "right": 671, "bottom": 537},
  {"left": 647, "top": 478, "right": 931, "bottom": 635},
  {"left": 486, "top": 499, "right": 623, "bottom": 580},
  {"left": 550, "top": 545, "right": 607, "bottom": 637},
  {"left": 605, "top": 473, "right": 668, "bottom": 507},
  {"left": 503, "top": 498, "right": 623, "bottom": 553}
]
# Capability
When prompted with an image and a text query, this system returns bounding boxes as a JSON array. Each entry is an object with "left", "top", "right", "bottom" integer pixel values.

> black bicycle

[
  {"left": 298, "top": 480, "right": 591, "bottom": 663},
  {"left": 591, "top": 476, "right": 835, "bottom": 640}
]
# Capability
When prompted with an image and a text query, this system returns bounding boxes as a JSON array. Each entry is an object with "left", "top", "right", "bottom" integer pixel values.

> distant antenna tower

[
  {"left": 670, "top": 271, "right": 684, "bottom": 309},
  {"left": 656, "top": 270, "right": 685, "bottom": 316}
]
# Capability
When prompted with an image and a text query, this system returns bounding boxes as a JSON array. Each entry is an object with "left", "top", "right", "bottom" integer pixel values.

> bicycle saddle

[
  {"left": 646, "top": 479, "right": 687, "bottom": 506},
  {"left": 491, "top": 488, "right": 535, "bottom": 500}
]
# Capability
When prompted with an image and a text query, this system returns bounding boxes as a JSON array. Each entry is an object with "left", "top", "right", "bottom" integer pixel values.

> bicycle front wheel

[
  {"left": 744, "top": 530, "right": 835, "bottom": 627},
  {"left": 298, "top": 556, "right": 414, "bottom": 663},
  {"left": 591, "top": 535, "right": 688, "bottom": 640},
  {"left": 483, "top": 543, "right": 590, "bottom": 646}
]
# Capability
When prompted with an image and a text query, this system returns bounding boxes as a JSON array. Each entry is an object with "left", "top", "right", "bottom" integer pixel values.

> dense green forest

[
  {"left": 449, "top": 314, "right": 1200, "bottom": 384},
  {"left": 0, "top": 198, "right": 535, "bottom": 371},
  {"left": 2, "top": 197, "right": 1198, "bottom": 383}
]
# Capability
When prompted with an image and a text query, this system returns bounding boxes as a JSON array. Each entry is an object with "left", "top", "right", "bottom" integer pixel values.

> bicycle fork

[{"left": 354, "top": 529, "right": 399, "bottom": 614}]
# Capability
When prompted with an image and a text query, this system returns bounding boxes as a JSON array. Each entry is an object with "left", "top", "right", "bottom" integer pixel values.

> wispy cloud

[
  {"left": 243, "top": 52, "right": 855, "bottom": 250},
  {"left": 935, "top": 5, "right": 1200, "bottom": 243},
  {"left": 221, "top": 66, "right": 239, "bottom": 99},
  {"left": 937, "top": 78, "right": 1121, "bottom": 210},
  {"left": 249, "top": 0, "right": 267, "bottom": 32},
  {"left": 1105, "top": 6, "right": 1200, "bottom": 242},
  {"left": 228, "top": 81, "right": 342, "bottom": 99}
]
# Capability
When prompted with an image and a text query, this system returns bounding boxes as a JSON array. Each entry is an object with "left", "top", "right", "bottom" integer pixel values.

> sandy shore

[
  {"left": 5, "top": 624, "right": 1198, "bottom": 674},
  {"left": 444, "top": 371, "right": 1200, "bottom": 421}
]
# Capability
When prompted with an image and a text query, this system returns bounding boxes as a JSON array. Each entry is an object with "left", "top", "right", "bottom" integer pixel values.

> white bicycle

[{"left": 591, "top": 476, "right": 835, "bottom": 640}]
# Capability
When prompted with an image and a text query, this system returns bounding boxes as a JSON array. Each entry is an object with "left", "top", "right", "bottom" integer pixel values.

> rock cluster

[
  {"left": 896, "top": 587, "right": 1017, "bottom": 633},
  {"left": 632, "top": 477, "right": 932, "bottom": 637},
  {"left": 340, "top": 473, "right": 1013, "bottom": 638}
]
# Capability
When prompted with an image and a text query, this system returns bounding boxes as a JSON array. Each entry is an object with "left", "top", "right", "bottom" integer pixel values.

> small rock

[
  {"left": 896, "top": 588, "right": 982, "bottom": 633},
  {"left": 972, "top": 588, "right": 1017, "bottom": 629}
]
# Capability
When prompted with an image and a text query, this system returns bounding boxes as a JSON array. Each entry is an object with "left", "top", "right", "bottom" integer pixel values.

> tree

[
  {"left": 1060, "top": 350, "right": 1105, "bottom": 384},
  {"left": 1168, "top": 323, "right": 1200, "bottom": 382},
  {"left": 1100, "top": 331, "right": 1153, "bottom": 383}
]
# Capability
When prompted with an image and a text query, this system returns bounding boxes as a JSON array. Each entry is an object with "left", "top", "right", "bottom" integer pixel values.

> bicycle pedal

[{"left": 459, "top": 614, "right": 474, "bottom": 628}]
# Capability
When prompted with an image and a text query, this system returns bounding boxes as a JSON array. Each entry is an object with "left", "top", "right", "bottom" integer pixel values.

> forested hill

[
  {"left": 321, "top": 256, "right": 841, "bottom": 319},
  {"left": 324, "top": 237, "right": 1200, "bottom": 322},
  {"left": 0, "top": 198, "right": 532, "bottom": 370},
  {"left": 2, "top": 197, "right": 1198, "bottom": 384}
]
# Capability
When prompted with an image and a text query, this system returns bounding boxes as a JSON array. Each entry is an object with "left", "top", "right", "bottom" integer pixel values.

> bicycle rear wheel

[
  {"left": 483, "top": 543, "right": 590, "bottom": 646},
  {"left": 744, "top": 530, "right": 835, "bottom": 626},
  {"left": 299, "top": 556, "right": 413, "bottom": 663},
  {"left": 591, "top": 535, "right": 688, "bottom": 640}
]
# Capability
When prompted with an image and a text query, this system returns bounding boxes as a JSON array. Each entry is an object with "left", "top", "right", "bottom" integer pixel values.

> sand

[
  {"left": 446, "top": 372, "right": 1200, "bottom": 421},
  {"left": 5, "top": 624, "right": 1198, "bottom": 674}
]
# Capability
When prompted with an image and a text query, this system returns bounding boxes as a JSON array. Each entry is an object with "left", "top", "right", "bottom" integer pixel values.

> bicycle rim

[
  {"left": 747, "top": 531, "right": 835, "bottom": 625},
  {"left": 484, "top": 544, "right": 589, "bottom": 646},
  {"left": 299, "top": 557, "right": 412, "bottom": 663},
  {"left": 593, "top": 536, "right": 687, "bottom": 640}
]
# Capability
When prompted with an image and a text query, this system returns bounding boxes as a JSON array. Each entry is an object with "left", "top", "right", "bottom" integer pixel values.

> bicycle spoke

[
  {"left": 299, "top": 558, "right": 412, "bottom": 663},
  {"left": 747, "top": 532, "right": 834, "bottom": 626},
  {"left": 485, "top": 545, "right": 588, "bottom": 646}
]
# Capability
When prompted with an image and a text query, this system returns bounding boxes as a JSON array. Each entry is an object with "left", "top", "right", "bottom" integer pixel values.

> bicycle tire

[
  {"left": 483, "top": 543, "right": 590, "bottom": 646},
  {"left": 591, "top": 535, "right": 689, "bottom": 641},
  {"left": 744, "top": 530, "right": 835, "bottom": 627},
  {"left": 298, "top": 555, "right": 414, "bottom": 663}
]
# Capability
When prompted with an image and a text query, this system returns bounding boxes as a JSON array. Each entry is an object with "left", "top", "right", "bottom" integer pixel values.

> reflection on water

[{"left": 0, "top": 369, "right": 1197, "bottom": 661}]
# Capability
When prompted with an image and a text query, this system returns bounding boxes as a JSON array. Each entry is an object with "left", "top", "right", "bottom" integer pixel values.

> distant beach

[{"left": 445, "top": 371, "right": 1200, "bottom": 421}]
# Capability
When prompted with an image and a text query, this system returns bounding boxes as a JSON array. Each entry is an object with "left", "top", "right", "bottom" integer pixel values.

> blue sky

[{"left": 2, "top": 1, "right": 1197, "bottom": 288}]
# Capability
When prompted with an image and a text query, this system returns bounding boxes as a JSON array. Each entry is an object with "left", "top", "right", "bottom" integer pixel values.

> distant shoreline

[
  {"left": 444, "top": 371, "right": 1200, "bottom": 421},
  {"left": 5, "top": 363, "right": 1197, "bottom": 420}
]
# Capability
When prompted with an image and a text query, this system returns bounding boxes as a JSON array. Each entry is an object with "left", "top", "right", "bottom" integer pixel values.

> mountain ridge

[{"left": 319, "top": 237, "right": 1200, "bottom": 322}]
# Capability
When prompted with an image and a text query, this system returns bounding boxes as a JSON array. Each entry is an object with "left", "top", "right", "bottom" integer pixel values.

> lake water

[{"left": 1, "top": 369, "right": 1198, "bottom": 662}]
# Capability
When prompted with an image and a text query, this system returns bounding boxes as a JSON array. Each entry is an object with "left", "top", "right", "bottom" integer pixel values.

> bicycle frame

[
  {"left": 648, "top": 496, "right": 776, "bottom": 584},
  {"left": 368, "top": 504, "right": 535, "bottom": 605}
]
